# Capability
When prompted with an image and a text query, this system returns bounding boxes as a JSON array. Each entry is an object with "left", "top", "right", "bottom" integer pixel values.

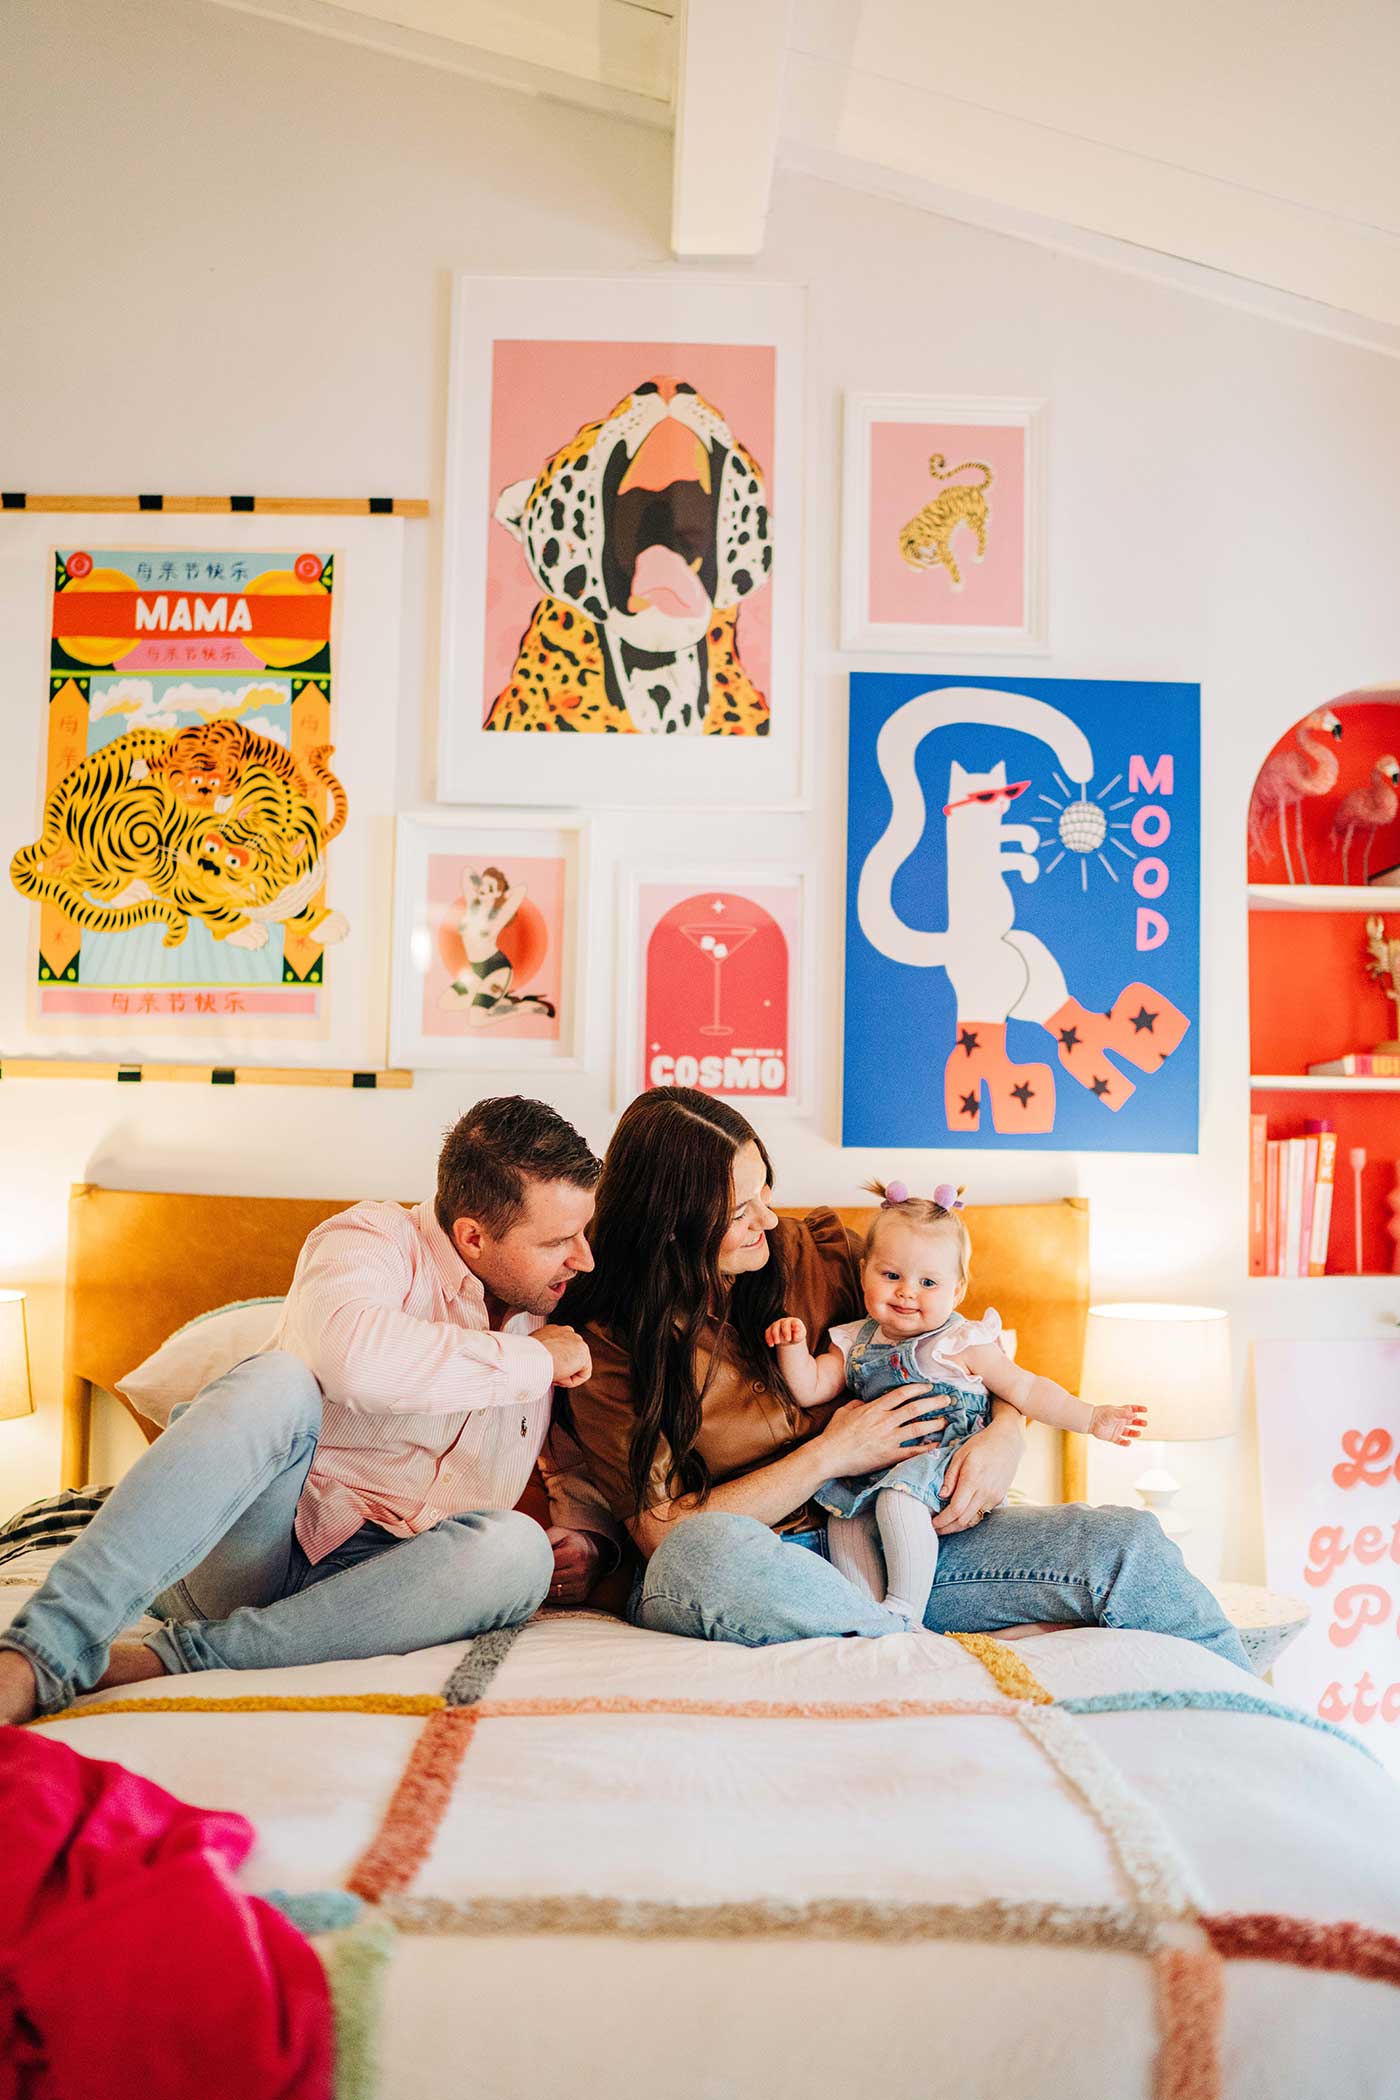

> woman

[
  {"left": 440, "top": 865, "right": 556, "bottom": 1024},
  {"left": 561, "top": 1088, "right": 1248, "bottom": 1666}
]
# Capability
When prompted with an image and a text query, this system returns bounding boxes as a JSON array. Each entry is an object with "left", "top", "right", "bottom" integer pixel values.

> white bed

[{"left": 11, "top": 1183, "right": 1400, "bottom": 2100}]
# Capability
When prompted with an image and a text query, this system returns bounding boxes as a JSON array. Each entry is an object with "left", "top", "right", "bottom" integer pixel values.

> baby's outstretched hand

[
  {"left": 1090, "top": 1403, "right": 1147, "bottom": 1446},
  {"left": 766, "top": 1317, "right": 807, "bottom": 1349}
]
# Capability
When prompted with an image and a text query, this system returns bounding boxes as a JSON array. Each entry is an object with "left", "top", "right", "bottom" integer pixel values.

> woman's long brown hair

[{"left": 560, "top": 1087, "right": 790, "bottom": 1515}]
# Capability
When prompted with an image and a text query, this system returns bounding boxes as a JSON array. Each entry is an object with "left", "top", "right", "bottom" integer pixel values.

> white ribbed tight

[{"left": 826, "top": 1490, "right": 937, "bottom": 1627}]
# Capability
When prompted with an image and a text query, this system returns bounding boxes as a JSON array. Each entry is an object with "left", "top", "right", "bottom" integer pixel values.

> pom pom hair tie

[{"left": 873, "top": 1179, "right": 966, "bottom": 1210}]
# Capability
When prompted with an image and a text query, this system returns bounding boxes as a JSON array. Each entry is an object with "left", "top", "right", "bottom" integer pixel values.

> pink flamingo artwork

[
  {"left": 1332, "top": 753, "right": 1400, "bottom": 884},
  {"left": 1247, "top": 707, "right": 1343, "bottom": 883}
]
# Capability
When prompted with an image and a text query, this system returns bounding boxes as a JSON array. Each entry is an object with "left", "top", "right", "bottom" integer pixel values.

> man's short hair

[{"left": 435, "top": 1096, "right": 600, "bottom": 1238}]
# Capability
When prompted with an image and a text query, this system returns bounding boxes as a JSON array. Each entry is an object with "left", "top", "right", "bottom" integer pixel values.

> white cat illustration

[{"left": 857, "top": 688, "right": 1189, "bottom": 1134}]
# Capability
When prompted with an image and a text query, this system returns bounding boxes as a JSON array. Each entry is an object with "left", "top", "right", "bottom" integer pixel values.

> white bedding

[{"left": 6, "top": 1562, "right": 1400, "bottom": 2100}]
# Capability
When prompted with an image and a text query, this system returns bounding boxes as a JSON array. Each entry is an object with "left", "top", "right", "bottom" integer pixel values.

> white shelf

[
  {"left": 1248, "top": 883, "right": 1399, "bottom": 912},
  {"left": 1250, "top": 1074, "right": 1400, "bottom": 1092}
]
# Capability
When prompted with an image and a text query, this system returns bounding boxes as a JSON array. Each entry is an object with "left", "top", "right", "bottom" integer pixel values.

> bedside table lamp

[
  {"left": 1079, "top": 1303, "right": 1236, "bottom": 1538},
  {"left": 0, "top": 1290, "right": 34, "bottom": 1422}
]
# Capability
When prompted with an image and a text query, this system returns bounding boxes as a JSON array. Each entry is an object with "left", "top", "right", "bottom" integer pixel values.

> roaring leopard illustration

[
  {"left": 898, "top": 454, "right": 993, "bottom": 588},
  {"left": 485, "top": 377, "right": 774, "bottom": 735}
]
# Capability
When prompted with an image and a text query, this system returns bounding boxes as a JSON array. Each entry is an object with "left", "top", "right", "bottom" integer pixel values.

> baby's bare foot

[
  {"left": 0, "top": 1648, "right": 39, "bottom": 1726},
  {"left": 95, "top": 1642, "right": 168, "bottom": 1690}
]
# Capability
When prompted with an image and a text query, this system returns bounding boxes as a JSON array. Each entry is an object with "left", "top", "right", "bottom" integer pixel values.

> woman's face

[{"left": 716, "top": 1139, "right": 779, "bottom": 1276}]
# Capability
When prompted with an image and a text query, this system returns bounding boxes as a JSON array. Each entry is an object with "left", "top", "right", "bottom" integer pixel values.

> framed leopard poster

[
  {"left": 439, "top": 276, "right": 807, "bottom": 810},
  {"left": 0, "top": 511, "right": 400, "bottom": 1069},
  {"left": 841, "top": 394, "right": 1048, "bottom": 655}
]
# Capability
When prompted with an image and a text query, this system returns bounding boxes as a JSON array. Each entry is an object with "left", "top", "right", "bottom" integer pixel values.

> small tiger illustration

[
  {"left": 140, "top": 718, "right": 328, "bottom": 815},
  {"left": 897, "top": 454, "right": 993, "bottom": 588},
  {"left": 10, "top": 725, "right": 349, "bottom": 949}
]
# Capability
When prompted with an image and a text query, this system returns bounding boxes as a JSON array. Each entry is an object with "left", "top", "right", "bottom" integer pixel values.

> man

[{"left": 0, "top": 1096, "right": 612, "bottom": 1727}]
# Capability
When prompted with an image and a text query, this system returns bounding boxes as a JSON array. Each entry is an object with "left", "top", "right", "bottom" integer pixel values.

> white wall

[{"left": 4, "top": 0, "right": 1400, "bottom": 1571}]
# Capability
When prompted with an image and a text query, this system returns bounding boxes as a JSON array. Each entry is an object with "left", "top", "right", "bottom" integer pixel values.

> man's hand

[
  {"left": 933, "top": 1409, "right": 1024, "bottom": 1533},
  {"left": 546, "top": 1525, "right": 604, "bottom": 1604},
  {"left": 535, "top": 1324, "right": 592, "bottom": 1388}
]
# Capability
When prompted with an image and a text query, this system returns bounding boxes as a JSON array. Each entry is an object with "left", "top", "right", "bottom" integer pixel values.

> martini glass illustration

[{"left": 679, "top": 920, "right": 757, "bottom": 1037}]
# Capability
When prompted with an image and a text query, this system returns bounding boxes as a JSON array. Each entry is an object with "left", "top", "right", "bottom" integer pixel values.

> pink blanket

[{"left": 0, "top": 1729, "right": 331, "bottom": 2100}]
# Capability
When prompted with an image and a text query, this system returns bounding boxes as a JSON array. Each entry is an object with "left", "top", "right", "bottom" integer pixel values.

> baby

[{"left": 766, "top": 1179, "right": 1144, "bottom": 1627}]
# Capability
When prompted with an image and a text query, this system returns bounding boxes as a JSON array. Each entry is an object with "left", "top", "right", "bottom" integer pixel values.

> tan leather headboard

[{"left": 60, "top": 1185, "right": 1089, "bottom": 1495}]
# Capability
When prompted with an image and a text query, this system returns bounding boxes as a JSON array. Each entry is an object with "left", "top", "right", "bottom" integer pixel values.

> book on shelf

[
  {"left": 1296, "top": 1133, "right": 1319, "bottom": 1278},
  {"left": 1252, "top": 1116, "right": 1335, "bottom": 1276},
  {"left": 1306, "top": 1053, "right": 1400, "bottom": 1078},
  {"left": 1248, "top": 1113, "right": 1267, "bottom": 1275},
  {"left": 1264, "top": 1139, "right": 1281, "bottom": 1276},
  {"left": 1281, "top": 1137, "right": 1305, "bottom": 1277},
  {"left": 1309, "top": 1127, "right": 1338, "bottom": 1277}
]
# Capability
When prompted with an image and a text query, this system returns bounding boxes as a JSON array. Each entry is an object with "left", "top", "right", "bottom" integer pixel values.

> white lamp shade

[
  {"left": 0, "top": 1290, "right": 34, "bottom": 1423},
  {"left": 1079, "top": 1302, "right": 1236, "bottom": 1442}
]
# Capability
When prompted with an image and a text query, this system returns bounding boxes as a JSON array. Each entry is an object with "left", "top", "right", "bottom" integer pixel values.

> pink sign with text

[
  {"left": 1256, "top": 1337, "right": 1400, "bottom": 1776},
  {"left": 637, "top": 880, "right": 797, "bottom": 1101}
]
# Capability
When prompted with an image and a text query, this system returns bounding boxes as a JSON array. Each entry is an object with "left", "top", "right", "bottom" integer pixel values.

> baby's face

[{"left": 862, "top": 1218, "right": 964, "bottom": 1337}]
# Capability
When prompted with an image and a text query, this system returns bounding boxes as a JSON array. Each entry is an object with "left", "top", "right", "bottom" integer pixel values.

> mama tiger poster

[{"left": 0, "top": 514, "right": 400, "bottom": 1068}]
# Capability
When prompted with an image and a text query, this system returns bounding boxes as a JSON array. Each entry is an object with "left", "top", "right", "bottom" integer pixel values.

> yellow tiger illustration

[
  {"left": 10, "top": 725, "right": 348, "bottom": 949},
  {"left": 897, "top": 454, "right": 993, "bottom": 588},
  {"left": 146, "top": 718, "right": 333, "bottom": 816},
  {"left": 205, "top": 736, "right": 349, "bottom": 949}
]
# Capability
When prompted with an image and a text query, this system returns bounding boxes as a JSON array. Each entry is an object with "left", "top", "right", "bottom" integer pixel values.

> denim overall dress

[{"left": 813, "top": 1309, "right": 1000, "bottom": 1520}]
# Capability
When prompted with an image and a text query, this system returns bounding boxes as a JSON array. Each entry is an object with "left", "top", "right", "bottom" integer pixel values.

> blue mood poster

[{"left": 843, "top": 675, "right": 1200, "bottom": 1153}]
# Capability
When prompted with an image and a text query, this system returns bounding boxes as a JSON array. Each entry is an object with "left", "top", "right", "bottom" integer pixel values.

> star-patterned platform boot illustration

[
  {"left": 1046, "top": 982, "right": 1191, "bottom": 1112},
  {"left": 944, "top": 1021, "right": 1054, "bottom": 1134}
]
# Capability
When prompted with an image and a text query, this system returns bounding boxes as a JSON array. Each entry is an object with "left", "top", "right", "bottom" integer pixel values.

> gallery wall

[{"left": 4, "top": 0, "right": 1400, "bottom": 1564}]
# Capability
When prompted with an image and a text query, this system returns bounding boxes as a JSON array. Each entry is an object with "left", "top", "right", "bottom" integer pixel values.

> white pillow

[{"left": 117, "top": 1298, "right": 285, "bottom": 1427}]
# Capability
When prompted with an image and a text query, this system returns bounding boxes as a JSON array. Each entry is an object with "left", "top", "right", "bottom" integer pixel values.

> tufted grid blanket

[{"left": 6, "top": 1562, "right": 1400, "bottom": 2100}]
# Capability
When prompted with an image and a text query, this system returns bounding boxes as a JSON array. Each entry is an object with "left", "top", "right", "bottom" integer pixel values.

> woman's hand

[
  {"left": 933, "top": 1411, "right": 1025, "bottom": 1534},
  {"left": 817, "top": 1386, "right": 947, "bottom": 1478}
]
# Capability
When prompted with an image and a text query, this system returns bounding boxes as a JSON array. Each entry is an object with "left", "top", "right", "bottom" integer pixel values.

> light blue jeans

[
  {"left": 0, "top": 1352, "right": 555, "bottom": 1717},
  {"left": 630, "top": 1508, "right": 1251, "bottom": 1671}
]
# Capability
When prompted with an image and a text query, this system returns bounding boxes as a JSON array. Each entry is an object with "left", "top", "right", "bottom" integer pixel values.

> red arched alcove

[{"left": 1247, "top": 688, "right": 1400, "bottom": 1276}]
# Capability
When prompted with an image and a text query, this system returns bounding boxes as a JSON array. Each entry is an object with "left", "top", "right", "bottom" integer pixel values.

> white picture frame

[
  {"left": 841, "top": 392, "right": 1048, "bottom": 654},
  {"left": 390, "top": 810, "right": 591, "bottom": 1071},
  {"left": 614, "top": 862, "right": 810, "bottom": 1114},
  {"left": 439, "top": 274, "right": 808, "bottom": 810},
  {"left": 0, "top": 511, "right": 401, "bottom": 1070}
]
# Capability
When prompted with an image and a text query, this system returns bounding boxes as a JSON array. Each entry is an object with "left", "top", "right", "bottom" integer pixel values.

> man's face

[{"left": 452, "top": 1177, "right": 595, "bottom": 1316}]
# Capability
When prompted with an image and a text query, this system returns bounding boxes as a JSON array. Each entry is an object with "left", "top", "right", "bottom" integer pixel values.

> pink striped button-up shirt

[{"left": 266, "top": 1198, "right": 565, "bottom": 1564}]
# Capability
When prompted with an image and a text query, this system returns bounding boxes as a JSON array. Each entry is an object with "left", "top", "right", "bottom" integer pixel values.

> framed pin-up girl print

[{"left": 391, "top": 811, "right": 590, "bottom": 1070}]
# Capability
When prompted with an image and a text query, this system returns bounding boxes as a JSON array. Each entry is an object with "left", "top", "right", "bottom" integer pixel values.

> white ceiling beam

[
  {"left": 671, "top": 0, "right": 791, "bottom": 256},
  {"left": 782, "top": 44, "right": 1400, "bottom": 329},
  {"left": 201, "top": 0, "right": 674, "bottom": 126}
]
